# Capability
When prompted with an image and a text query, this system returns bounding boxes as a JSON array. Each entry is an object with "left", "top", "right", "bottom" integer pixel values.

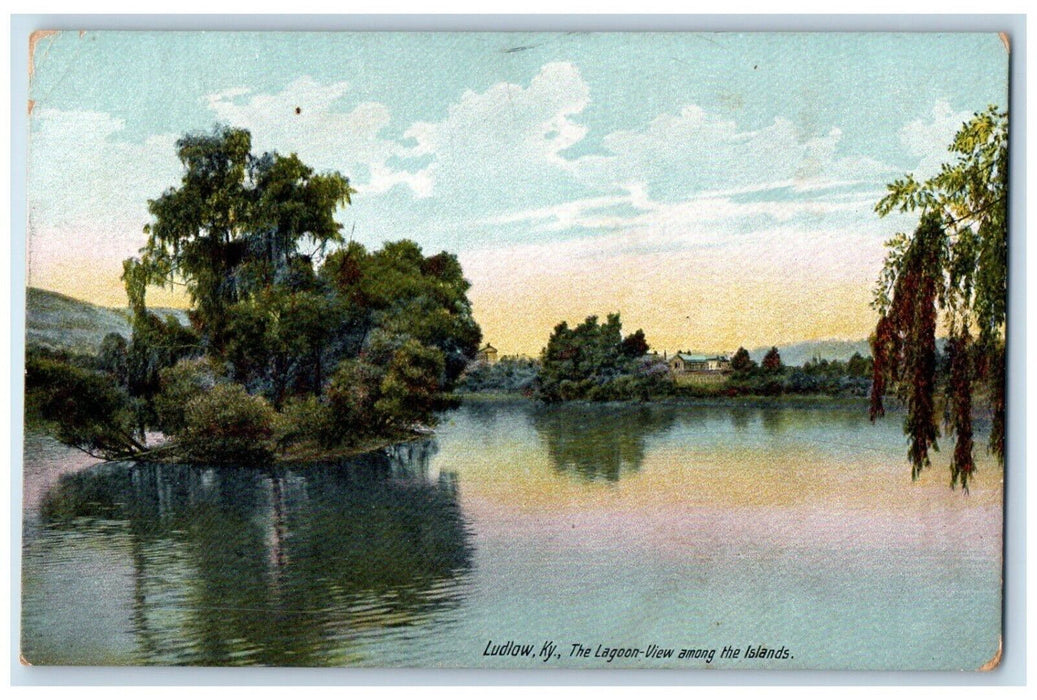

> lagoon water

[{"left": 21, "top": 400, "right": 1002, "bottom": 669}]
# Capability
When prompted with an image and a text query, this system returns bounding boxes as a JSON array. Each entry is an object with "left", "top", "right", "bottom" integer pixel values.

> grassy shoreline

[{"left": 454, "top": 390, "right": 873, "bottom": 410}]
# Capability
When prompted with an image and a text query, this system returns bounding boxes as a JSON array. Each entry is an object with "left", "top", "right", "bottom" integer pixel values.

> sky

[{"left": 26, "top": 31, "right": 1009, "bottom": 356}]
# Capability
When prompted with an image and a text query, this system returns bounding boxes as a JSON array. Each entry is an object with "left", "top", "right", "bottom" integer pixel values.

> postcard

[{"left": 21, "top": 30, "right": 1008, "bottom": 670}]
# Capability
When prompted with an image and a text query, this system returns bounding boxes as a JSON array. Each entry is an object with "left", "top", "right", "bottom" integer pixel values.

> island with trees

[
  {"left": 459, "top": 316, "right": 875, "bottom": 401},
  {"left": 26, "top": 126, "right": 482, "bottom": 463},
  {"left": 458, "top": 107, "right": 1007, "bottom": 491}
]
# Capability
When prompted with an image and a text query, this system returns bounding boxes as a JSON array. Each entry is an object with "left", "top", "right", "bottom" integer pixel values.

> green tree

[
  {"left": 222, "top": 287, "right": 344, "bottom": 405},
  {"left": 25, "top": 353, "right": 145, "bottom": 460},
  {"left": 374, "top": 339, "right": 446, "bottom": 428},
  {"left": 325, "top": 357, "right": 386, "bottom": 440},
  {"left": 730, "top": 347, "right": 755, "bottom": 373},
  {"left": 124, "top": 311, "right": 202, "bottom": 433},
  {"left": 321, "top": 240, "right": 481, "bottom": 384},
  {"left": 123, "top": 126, "right": 354, "bottom": 356},
  {"left": 762, "top": 346, "right": 783, "bottom": 372},
  {"left": 620, "top": 329, "right": 650, "bottom": 358},
  {"left": 97, "top": 332, "right": 129, "bottom": 386},
  {"left": 871, "top": 106, "right": 1007, "bottom": 491},
  {"left": 846, "top": 352, "right": 871, "bottom": 378},
  {"left": 154, "top": 357, "right": 218, "bottom": 436},
  {"left": 538, "top": 313, "right": 654, "bottom": 401}
]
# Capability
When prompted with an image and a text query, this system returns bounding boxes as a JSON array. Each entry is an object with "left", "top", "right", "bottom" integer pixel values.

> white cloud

[
  {"left": 572, "top": 106, "right": 894, "bottom": 198},
  {"left": 400, "top": 62, "right": 591, "bottom": 209},
  {"left": 204, "top": 65, "right": 594, "bottom": 209},
  {"left": 461, "top": 205, "right": 901, "bottom": 294},
  {"left": 447, "top": 92, "right": 912, "bottom": 276},
  {"left": 488, "top": 184, "right": 880, "bottom": 237},
  {"left": 205, "top": 76, "right": 431, "bottom": 197},
  {"left": 197, "top": 66, "right": 901, "bottom": 247},
  {"left": 26, "top": 66, "right": 922, "bottom": 313},
  {"left": 898, "top": 100, "right": 974, "bottom": 180},
  {"left": 484, "top": 189, "right": 644, "bottom": 229},
  {"left": 28, "top": 107, "right": 181, "bottom": 239}
]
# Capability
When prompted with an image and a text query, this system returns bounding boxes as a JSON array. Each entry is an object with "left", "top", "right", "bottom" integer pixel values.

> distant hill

[
  {"left": 25, "top": 287, "right": 189, "bottom": 355},
  {"left": 748, "top": 339, "right": 871, "bottom": 368}
]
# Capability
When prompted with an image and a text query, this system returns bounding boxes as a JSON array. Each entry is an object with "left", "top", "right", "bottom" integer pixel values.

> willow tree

[
  {"left": 871, "top": 106, "right": 1007, "bottom": 491},
  {"left": 122, "top": 126, "right": 355, "bottom": 406},
  {"left": 123, "top": 126, "right": 355, "bottom": 350}
]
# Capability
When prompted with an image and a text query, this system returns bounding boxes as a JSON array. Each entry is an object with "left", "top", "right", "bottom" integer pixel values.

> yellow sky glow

[
  {"left": 462, "top": 238, "right": 882, "bottom": 357},
  {"left": 28, "top": 230, "right": 882, "bottom": 357}
]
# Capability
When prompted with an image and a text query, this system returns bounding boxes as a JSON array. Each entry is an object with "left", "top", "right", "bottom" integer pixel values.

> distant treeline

[
  {"left": 458, "top": 313, "right": 886, "bottom": 402},
  {"left": 711, "top": 347, "right": 872, "bottom": 398}
]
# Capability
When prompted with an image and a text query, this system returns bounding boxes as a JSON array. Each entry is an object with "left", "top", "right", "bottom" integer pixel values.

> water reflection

[
  {"left": 23, "top": 402, "right": 1003, "bottom": 670},
  {"left": 35, "top": 439, "right": 472, "bottom": 666},
  {"left": 531, "top": 404, "right": 677, "bottom": 482},
  {"left": 760, "top": 408, "right": 788, "bottom": 436},
  {"left": 729, "top": 407, "right": 752, "bottom": 432}
]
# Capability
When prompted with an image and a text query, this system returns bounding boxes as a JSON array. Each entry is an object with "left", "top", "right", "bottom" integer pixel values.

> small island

[{"left": 26, "top": 127, "right": 482, "bottom": 464}]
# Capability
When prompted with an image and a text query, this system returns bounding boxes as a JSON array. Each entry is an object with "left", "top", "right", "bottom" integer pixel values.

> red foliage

[
  {"left": 947, "top": 329, "right": 974, "bottom": 491},
  {"left": 872, "top": 214, "right": 943, "bottom": 478}
]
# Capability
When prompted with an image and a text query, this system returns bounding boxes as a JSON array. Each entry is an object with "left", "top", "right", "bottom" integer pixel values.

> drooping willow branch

[
  {"left": 947, "top": 328, "right": 975, "bottom": 492},
  {"left": 870, "top": 214, "right": 944, "bottom": 478},
  {"left": 871, "top": 106, "right": 1006, "bottom": 491}
]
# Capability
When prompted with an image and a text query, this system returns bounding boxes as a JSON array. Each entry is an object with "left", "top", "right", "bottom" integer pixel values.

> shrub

[
  {"left": 374, "top": 340, "right": 445, "bottom": 428},
  {"left": 457, "top": 356, "right": 540, "bottom": 393},
  {"left": 635, "top": 356, "right": 674, "bottom": 396},
  {"left": 326, "top": 357, "right": 386, "bottom": 441},
  {"left": 178, "top": 383, "right": 275, "bottom": 463},
  {"left": 274, "top": 394, "right": 335, "bottom": 449},
  {"left": 154, "top": 357, "right": 219, "bottom": 436},
  {"left": 782, "top": 370, "right": 820, "bottom": 394},
  {"left": 25, "top": 353, "right": 144, "bottom": 459}
]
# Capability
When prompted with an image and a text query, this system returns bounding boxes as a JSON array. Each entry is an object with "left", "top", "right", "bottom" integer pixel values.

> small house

[
  {"left": 669, "top": 353, "right": 731, "bottom": 374},
  {"left": 476, "top": 343, "right": 499, "bottom": 365}
]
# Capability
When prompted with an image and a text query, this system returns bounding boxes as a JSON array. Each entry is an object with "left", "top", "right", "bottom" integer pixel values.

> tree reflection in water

[
  {"left": 531, "top": 404, "right": 677, "bottom": 482},
  {"left": 37, "top": 438, "right": 472, "bottom": 666}
]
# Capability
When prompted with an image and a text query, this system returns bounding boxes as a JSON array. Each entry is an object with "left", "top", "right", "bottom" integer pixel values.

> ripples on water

[
  {"left": 22, "top": 402, "right": 1003, "bottom": 668},
  {"left": 23, "top": 438, "right": 474, "bottom": 666}
]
